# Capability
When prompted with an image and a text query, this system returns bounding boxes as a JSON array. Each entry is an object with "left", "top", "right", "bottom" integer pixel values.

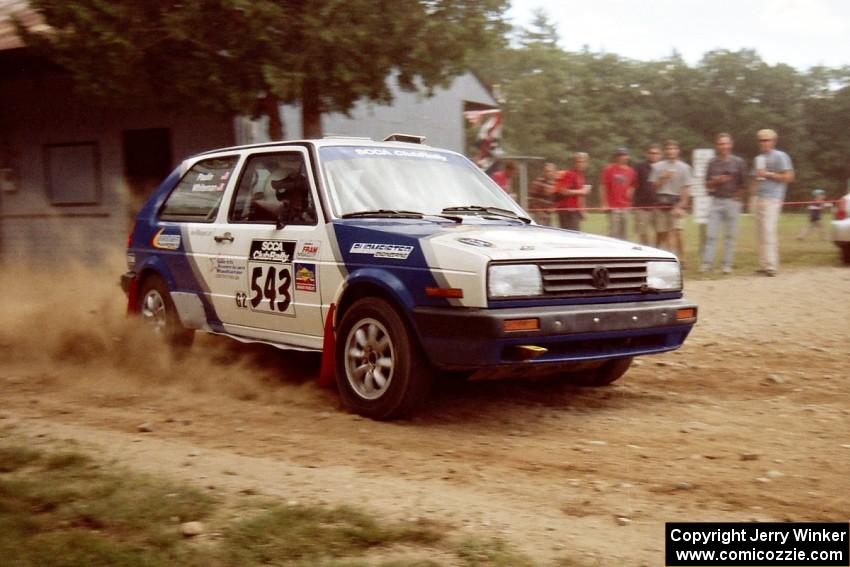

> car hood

[
  {"left": 425, "top": 223, "right": 674, "bottom": 262},
  {"left": 333, "top": 218, "right": 675, "bottom": 266}
]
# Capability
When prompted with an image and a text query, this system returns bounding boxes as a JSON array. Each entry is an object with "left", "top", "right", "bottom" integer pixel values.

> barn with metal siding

[{"left": 0, "top": 1, "right": 498, "bottom": 266}]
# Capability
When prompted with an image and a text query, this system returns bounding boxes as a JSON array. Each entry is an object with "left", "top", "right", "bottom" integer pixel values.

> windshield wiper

[
  {"left": 342, "top": 209, "right": 424, "bottom": 219},
  {"left": 441, "top": 205, "right": 531, "bottom": 224},
  {"left": 341, "top": 209, "right": 462, "bottom": 223}
]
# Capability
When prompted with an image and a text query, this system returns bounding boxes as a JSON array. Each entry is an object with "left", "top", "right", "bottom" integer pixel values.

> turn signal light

[
  {"left": 676, "top": 308, "right": 696, "bottom": 321},
  {"left": 425, "top": 287, "right": 463, "bottom": 298},
  {"left": 503, "top": 318, "right": 540, "bottom": 332}
]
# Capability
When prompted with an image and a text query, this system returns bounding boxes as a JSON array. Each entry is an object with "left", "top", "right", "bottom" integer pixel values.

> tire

[
  {"left": 137, "top": 275, "right": 195, "bottom": 348},
  {"left": 335, "top": 297, "right": 433, "bottom": 420},
  {"left": 569, "top": 357, "right": 633, "bottom": 387}
]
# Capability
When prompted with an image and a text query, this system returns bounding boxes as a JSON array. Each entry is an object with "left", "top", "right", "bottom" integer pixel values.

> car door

[
  {"left": 206, "top": 147, "right": 327, "bottom": 348},
  {"left": 155, "top": 153, "right": 242, "bottom": 332}
]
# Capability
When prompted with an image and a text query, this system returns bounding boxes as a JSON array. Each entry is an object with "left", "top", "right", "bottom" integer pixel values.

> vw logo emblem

[{"left": 591, "top": 266, "right": 610, "bottom": 290}]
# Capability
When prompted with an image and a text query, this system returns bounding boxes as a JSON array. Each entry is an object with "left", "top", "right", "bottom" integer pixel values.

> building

[{"left": 0, "top": 1, "right": 498, "bottom": 265}]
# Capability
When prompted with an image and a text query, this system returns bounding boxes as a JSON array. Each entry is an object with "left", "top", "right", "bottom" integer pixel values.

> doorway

[{"left": 122, "top": 128, "right": 172, "bottom": 218}]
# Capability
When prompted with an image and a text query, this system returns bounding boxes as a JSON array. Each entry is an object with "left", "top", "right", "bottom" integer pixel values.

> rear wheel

[
  {"left": 138, "top": 276, "right": 194, "bottom": 348},
  {"left": 569, "top": 357, "right": 633, "bottom": 387},
  {"left": 335, "top": 297, "right": 432, "bottom": 420}
]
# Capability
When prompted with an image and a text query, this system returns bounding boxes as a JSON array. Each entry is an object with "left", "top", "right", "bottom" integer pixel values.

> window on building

[
  {"left": 159, "top": 156, "right": 238, "bottom": 222},
  {"left": 45, "top": 142, "right": 101, "bottom": 205}
]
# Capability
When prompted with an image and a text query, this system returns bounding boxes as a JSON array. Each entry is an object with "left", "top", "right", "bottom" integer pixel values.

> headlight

[
  {"left": 646, "top": 261, "right": 682, "bottom": 291},
  {"left": 488, "top": 264, "right": 542, "bottom": 298}
]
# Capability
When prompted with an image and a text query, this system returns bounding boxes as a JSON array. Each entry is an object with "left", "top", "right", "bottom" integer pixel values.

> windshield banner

[{"left": 320, "top": 146, "right": 466, "bottom": 165}]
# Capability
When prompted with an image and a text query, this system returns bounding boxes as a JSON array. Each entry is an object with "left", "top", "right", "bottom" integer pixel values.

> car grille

[{"left": 538, "top": 259, "right": 648, "bottom": 297}]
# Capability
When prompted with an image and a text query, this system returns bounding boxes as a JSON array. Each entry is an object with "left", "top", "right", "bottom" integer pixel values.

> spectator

[
  {"left": 552, "top": 152, "right": 591, "bottom": 231},
  {"left": 601, "top": 147, "right": 636, "bottom": 240},
  {"left": 751, "top": 129, "right": 794, "bottom": 276},
  {"left": 529, "top": 162, "right": 557, "bottom": 225},
  {"left": 632, "top": 143, "right": 662, "bottom": 246},
  {"left": 700, "top": 133, "right": 748, "bottom": 274},
  {"left": 797, "top": 189, "right": 828, "bottom": 240},
  {"left": 649, "top": 140, "right": 692, "bottom": 261},
  {"left": 490, "top": 161, "right": 517, "bottom": 199}
]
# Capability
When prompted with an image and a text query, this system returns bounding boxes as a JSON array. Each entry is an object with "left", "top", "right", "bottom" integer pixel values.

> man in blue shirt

[
  {"left": 751, "top": 129, "right": 794, "bottom": 276},
  {"left": 701, "top": 133, "right": 748, "bottom": 274}
]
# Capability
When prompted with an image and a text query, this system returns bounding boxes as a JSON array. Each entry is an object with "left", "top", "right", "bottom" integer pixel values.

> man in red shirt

[
  {"left": 490, "top": 161, "right": 517, "bottom": 200},
  {"left": 601, "top": 147, "right": 636, "bottom": 240},
  {"left": 551, "top": 152, "right": 590, "bottom": 231}
]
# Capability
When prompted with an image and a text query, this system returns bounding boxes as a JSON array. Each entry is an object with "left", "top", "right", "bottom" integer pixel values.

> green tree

[{"left": 18, "top": 0, "right": 508, "bottom": 139}]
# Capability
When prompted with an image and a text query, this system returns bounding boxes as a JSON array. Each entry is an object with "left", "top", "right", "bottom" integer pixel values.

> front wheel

[
  {"left": 137, "top": 276, "right": 194, "bottom": 348},
  {"left": 569, "top": 357, "right": 633, "bottom": 387},
  {"left": 335, "top": 297, "right": 432, "bottom": 420}
]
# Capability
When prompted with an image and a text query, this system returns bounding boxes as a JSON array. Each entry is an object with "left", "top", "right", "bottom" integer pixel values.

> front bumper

[{"left": 413, "top": 298, "right": 697, "bottom": 369}]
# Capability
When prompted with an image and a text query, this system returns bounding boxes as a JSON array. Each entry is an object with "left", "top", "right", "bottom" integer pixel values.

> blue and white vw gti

[{"left": 122, "top": 135, "right": 697, "bottom": 419}]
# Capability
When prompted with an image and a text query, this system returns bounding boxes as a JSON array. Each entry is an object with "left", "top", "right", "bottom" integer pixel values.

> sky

[{"left": 507, "top": 0, "right": 850, "bottom": 70}]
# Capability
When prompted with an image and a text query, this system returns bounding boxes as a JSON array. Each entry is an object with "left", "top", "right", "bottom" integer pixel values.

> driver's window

[{"left": 229, "top": 152, "right": 316, "bottom": 225}]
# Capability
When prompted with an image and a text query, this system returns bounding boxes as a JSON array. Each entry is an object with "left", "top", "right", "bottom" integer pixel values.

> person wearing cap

[
  {"left": 751, "top": 129, "right": 794, "bottom": 276},
  {"left": 797, "top": 188, "right": 829, "bottom": 240},
  {"left": 649, "top": 140, "right": 692, "bottom": 260},
  {"left": 552, "top": 152, "right": 591, "bottom": 231},
  {"left": 601, "top": 147, "right": 636, "bottom": 240},
  {"left": 700, "top": 133, "right": 748, "bottom": 274}
]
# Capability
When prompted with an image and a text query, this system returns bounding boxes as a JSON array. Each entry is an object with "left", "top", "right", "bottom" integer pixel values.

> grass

[
  {"left": 0, "top": 431, "right": 544, "bottom": 567},
  {"left": 558, "top": 211, "right": 842, "bottom": 279},
  {"left": 0, "top": 439, "right": 216, "bottom": 566}
]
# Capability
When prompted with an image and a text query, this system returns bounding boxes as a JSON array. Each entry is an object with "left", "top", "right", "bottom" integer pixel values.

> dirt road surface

[{"left": 2, "top": 265, "right": 849, "bottom": 565}]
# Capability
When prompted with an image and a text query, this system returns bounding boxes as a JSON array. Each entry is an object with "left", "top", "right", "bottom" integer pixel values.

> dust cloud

[{"left": 0, "top": 254, "right": 326, "bottom": 406}]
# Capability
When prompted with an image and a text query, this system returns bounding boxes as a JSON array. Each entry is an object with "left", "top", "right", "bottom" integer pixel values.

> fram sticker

[
  {"left": 350, "top": 242, "right": 414, "bottom": 260},
  {"left": 152, "top": 229, "right": 181, "bottom": 250},
  {"left": 296, "top": 240, "right": 320, "bottom": 259},
  {"left": 294, "top": 263, "right": 317, "bottom": 292}
]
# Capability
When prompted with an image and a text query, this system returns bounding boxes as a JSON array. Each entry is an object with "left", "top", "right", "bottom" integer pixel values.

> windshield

[{"left": 319, "top": 146, "right": 526, "bottom": 218}]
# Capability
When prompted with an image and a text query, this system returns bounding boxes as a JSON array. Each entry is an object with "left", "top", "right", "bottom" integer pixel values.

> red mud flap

[
  {"left": 317, "top": 303, "right": 336, "bottom": 387},
  {"left": 126, "top": 276, "right": 139, "bottom": 315}
]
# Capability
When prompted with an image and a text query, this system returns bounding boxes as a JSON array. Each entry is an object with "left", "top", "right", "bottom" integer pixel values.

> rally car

[{"left": 122, "top": 135, "right": 697, "bottom": 419}]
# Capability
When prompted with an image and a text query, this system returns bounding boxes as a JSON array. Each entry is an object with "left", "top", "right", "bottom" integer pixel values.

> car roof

[{"left": 190, "top": 136, "right": 454, "bottom": 160}]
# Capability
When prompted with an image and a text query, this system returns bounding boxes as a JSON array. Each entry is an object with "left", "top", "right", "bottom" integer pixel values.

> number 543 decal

[
  {"left": 249, "top": 265, "right": 294, "bottom": 314},
  {"left": 245, "top": 239, "right": 297, "bottom": 316}
]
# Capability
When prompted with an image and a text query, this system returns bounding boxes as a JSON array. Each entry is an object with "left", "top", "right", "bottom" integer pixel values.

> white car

[
  {"left": 121, "top": 135, "right": 697, "bottom": 419},
  {"left": 832, "top": 187, "right": 850, "bottom": 264}
]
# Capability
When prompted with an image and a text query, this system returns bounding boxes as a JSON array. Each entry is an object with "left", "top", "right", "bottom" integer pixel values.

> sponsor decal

[
  {"left": 296, "top": 240, "right": 321, "bottom": 259},
  {"left": 247, "top": 240, "right": 297, "bottom": 316},
  {"left": 191, "top": 182, "right": 225, "bottom": 192},
  {"left": 457, "top": 237, "right": 493, "bottom": 248},
  {"left": 208, "top": 257, "right": 245, "bottom": 280},
  {"left": 152, "top": 228, "right": 181, "bottom": 250},
  {"left": 353, "top": 148, "right": 448, "bottom": 162},
  {"left": 294, "top": 263, "right": 317, "bottom": 292},
  {"left": 126, "top": 253, "right": 136, "bottom": 268},
  {"left": 190, "top": 228, "right": 214, "bottom": 236},
  {"left": 350, "top": 242, "right": 414, "bottom": 260},
  {"left": 249, "top": 239, "right": 295, "bottom": 263}
]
